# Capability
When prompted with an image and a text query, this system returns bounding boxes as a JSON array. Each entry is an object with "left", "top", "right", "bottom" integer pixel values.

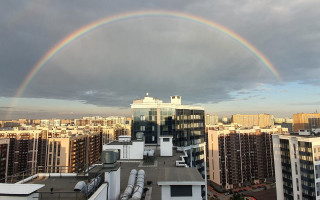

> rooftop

[
  {"left": 158, "top": 167, "right": 205, "bottom": 185},
  {"left": 6, "top": 146, "right": 204, "bottom": 200},
  {"left": 27, "top": 175, "right": 88, "bottom": 199}
]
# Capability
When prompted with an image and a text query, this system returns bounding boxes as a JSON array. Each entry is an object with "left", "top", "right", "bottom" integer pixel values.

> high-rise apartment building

[
  {"left": 232, "top": 114, "right": 274, "bottom": 128},
  {"left": 131, "top": 94, "right": 206, "bottom": 176},
  {"left": 208, "top": 125, "right": 288, "bottom": 189},
  {"left": 293, "top": 112, "right": 320, "bottom": 133},
  {"left": 46, "top": 132, "right": 102, "bottom": 173},
  {"left": 0, "top": 139, "right": 9, "bottom": 182},
  {"left": 273, "top": 131, "right": 320, "bottom": 200},
  {"left": 0, "top": 129, "right": 47, "bottom": 176}
]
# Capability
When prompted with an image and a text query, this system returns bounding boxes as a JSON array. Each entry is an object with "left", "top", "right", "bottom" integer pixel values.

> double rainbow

[{"left": 7, "top": 10, "right": 281, "bottom": 118}]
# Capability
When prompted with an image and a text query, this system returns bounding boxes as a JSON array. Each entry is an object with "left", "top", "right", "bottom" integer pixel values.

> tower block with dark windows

[{"left": 131, "top": 94, "right": 206, "bottom": 176}]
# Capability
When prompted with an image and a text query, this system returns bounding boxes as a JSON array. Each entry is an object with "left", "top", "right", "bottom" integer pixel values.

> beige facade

[
  {"left": 293, "top": 113, "right": 320, "bottom": 133},
  {"left": 232, "top": 114, "right": 274, "bottom": 128},
  {"left": 46, "top": 132, "right": 102, "bottom": 173}
]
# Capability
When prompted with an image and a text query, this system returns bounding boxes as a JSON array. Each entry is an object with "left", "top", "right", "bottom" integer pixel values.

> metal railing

[{"left": 1, "top": 164, "right": 92, "bottom": 183}]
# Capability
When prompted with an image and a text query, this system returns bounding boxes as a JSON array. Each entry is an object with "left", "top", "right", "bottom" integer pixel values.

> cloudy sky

[{"left": 1, "top": 0, "right": 320, "bottom": 120}]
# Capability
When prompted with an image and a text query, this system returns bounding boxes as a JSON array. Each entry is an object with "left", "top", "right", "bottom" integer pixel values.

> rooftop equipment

[
  {"left": 120, "top": 169, "right": 137, "bottom": 200},
  {"left": 132, "top": 169, "right": 145, "bottom": 200}
]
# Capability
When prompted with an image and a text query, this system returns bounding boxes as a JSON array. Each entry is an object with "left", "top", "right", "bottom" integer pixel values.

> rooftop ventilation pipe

[
  {"left": 74, "top": 181, "right": 87, "bottom": 194},
  {"left": 120, "top": 169, "right": 137, "bottom": 200},
  {"left": 131, "top": 169, "right": 145, "bottom": 200}
]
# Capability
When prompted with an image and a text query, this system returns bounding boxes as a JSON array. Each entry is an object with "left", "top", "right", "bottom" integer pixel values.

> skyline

[{"left": 1, "top": 1, "right": 320, "bottom": 119}]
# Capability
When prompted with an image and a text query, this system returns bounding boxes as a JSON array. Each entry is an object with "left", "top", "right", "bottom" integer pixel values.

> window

[
  {"left": 171, "top": 185, "right": 192, "bottom": 197},
  {"left": 49, "top": 154, "right": 52, "bottom": 165},
  {"left": 163, "top": 138, "right": 170, "bottom": 142},
  {"left": 140, "top": 126, "right": 145, "bottom": 131},
  {"left": 57, "top": 143, "right": 61, "bottom": 156}
]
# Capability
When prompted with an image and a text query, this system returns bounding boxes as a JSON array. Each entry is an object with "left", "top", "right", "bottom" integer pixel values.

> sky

[{"left": 1, "top": 0, "right": 320, "bottom": 120}]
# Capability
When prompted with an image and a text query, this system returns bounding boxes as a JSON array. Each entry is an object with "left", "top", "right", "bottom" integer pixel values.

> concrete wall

[
  {"left": 272, "top": 135, "right": 284, "bottom": 200},
  {"left": 208, "top": 130, "right": 220, "bottom": 185},
  {"left": 88, "top": 183, "right": 109, "bottom": 200},
  {"left": 160, "top": 185, "right": 202, "bottom": 200},
  {"left": 105, "top": 167, "right": 120, "bottom": 200},
  {"left": 90, "top": 167, "right": 121, "bottom": 200}
]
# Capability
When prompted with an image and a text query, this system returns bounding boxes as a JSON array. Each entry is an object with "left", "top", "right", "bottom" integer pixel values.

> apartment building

[
  {"left": 0, "top": 129, "right": 48, "bottom": 176},
  {"left": 273, "top": 131, "right": 320, "bottom": 200},
  {"left": 208, "top": 125, "right": 288, "bottom": 189},
  {"left": 131, "top": 94, "right": 206, "bottom": 176},
  {"left": 46, "top": 132, "right": 102, "bottom": 173},
  {"left": 293, "top": 112, "right": 320, "bottom": 133},
  {"left": 232, "top": 114, "right": 274, "bottom": 128},
  {"left": 0, "top": 139, "right": 9, "bottom": 182},
  {"left": 205, "top": 114, "right": 219, "bottom": 126}
]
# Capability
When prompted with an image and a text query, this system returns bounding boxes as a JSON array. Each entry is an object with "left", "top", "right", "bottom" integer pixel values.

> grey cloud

[{"left": 0, "top": 0, "right": 320, "bottom": 108}]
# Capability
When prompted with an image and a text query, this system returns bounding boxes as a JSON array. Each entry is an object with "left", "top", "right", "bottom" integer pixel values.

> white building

[
  {"left": 158, "top": 167, "right": 205, "bottom": 200},
  {"left": 103, "top": 135, "right": 145, "bottom": 160},
  {"left": 273, "top": 132, "right": 320, "bottom": 200}
]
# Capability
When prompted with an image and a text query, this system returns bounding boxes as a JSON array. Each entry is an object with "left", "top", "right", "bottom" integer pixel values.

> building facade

[
  {"left": 293, "top": 113, "right": 320, "bottom": 133},
  {"left": 0, "top": 129, "right": 48, "bottom": 176},
  {"left": 273, "top": 132, "right": 320, "bottom": 200},
  {"left": 131, "top": 94, "right": 206, "bottom": 176},
  {"left": 46, "top": 132, "right": 102, "bottom": 173},
  {"left": 0, "top": 139, "right": 9, "bottom": 182},
  {"left": 232, "top": 114, "right": 274, "bottom": 128},
  {"left": 208, "top": 125, "right": 288, "bottom": 189}
]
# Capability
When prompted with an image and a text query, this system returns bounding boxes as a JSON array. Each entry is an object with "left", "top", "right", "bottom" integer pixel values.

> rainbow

[{"left": 7, "top": 10, "right": 281, "bottom": 119}]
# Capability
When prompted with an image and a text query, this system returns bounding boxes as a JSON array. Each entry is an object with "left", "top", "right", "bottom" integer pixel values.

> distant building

[
  {"left": 232, "top": 114, "right": 274, "bottom": 128},
  {"left": 208, "top": 125, "right": 288, "bottom": 189},
  {"left": 131, "top": 94, "right": 206, "bottom": 177},
  {"left": 293, "top": 112, "right": 320, "bottom": 133},
  {"left": 0, "top": 129, "right": 47, "bottom": 176},
  {"left": 221, "top": 116, "right": 229, "bottom": 124},
  {"left": 46, "top": 132, "right": 102, "bottom": 173},
  {"left": 273, "top": 131, "right": 320, "bottom": 200},
  {"left": 205, "top": 114, "right": 219, "bottom": 126}
]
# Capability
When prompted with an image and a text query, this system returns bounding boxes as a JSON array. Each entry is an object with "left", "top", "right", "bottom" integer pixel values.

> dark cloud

[{"left": 0, "top": 0, "right": 320, "bottom": 109}]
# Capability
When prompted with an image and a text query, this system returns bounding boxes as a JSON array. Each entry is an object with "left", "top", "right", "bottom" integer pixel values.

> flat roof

[
  {"left": 27, "top": 175, "right": 88, "bottom": 199},
  {"left": 0, "top": 183, "right": 45, "bottom": 195},
  {"left": 157, "top": 167, "right": 205, "bottom": 185}
]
